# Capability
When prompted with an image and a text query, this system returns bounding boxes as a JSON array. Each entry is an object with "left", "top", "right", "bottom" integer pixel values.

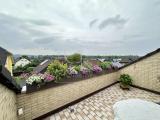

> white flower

[
  {"left": 68, "top": 67, "right": 78, "bottom": 75},
  {"left": 26, "top": 75, "right": 42, "bottom": 85}
]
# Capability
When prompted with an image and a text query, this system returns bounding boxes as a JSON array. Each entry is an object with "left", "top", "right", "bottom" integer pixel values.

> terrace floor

[{"left": 44, "top": 84, "right": 160, "bottom": 120}]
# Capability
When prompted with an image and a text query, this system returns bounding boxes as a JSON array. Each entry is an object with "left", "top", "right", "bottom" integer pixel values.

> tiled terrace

[{"left": 44, "top": 84, "right": 160, "bottom": 120}]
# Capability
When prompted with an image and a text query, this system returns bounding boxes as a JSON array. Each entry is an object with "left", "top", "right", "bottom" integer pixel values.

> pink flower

[
  {"left": 44, "top": 73, "right": 55, "bottom": 82},
  {"left": 20, "top": 73, "right": 30, "bottom": 79}
]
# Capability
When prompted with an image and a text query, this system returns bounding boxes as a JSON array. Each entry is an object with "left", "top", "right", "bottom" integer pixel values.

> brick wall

[
  {"left": 119, "top": 52, "right": 160, "bottom": 92},
  {"left": 17, "top": 72, "right": 118, "bottom": 119},
  {"left": 0, "top": 83, "right": 17, "bottom": 120}
]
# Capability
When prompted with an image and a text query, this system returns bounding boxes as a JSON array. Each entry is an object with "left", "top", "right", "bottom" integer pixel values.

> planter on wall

[{"left": 26, "top": 69, "right": 117, "bottom": 93}]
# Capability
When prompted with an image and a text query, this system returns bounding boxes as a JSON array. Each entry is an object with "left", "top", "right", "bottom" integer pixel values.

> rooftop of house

[
  {"left": 0, "top": 46, "right": 12, "bottom": 65},
  {"left": 32, "top": 59, "right": 52, "bottom": 74}
]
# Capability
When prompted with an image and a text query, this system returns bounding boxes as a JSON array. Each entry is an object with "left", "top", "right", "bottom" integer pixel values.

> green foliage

[
  {"left": 67, "top": 53, "right": 81, "bottom": 64},
  {"left": 20, "top": 55, "right": 30, "bottom": 60},
  {"left": 14, "top": 64, "right": 33, "bottom": 73},
  {"left": 14, "top": 65, "right": 27, "bottom": 72},
  {"left": 14, "top": 58, "right": 40, "bottom": 73},
  {"left": 74, "top": 65, "right": 81, "bottom": 72},
  {"left": 29, "top": 59, "right": 40, "bottom": 67},
  {"left": 26, "top": 67, "right": 34, "bottom": 73},
  {"left": 14, "top": 76, "right": 22, "bottom": 85},
  {"left": 83, "top": 61, "right": 93, "bottom": 70},
  {"left": 119, "top": 74, "right": 132, "bottom": 86},
  {"left": 100, "top": 61, "right": 112, "bottom": 70},
  {"left": 47, "top": 60, "right": 68, "bottom": 81}
]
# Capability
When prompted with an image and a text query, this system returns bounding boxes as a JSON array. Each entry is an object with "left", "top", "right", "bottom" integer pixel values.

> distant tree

[
  {"left": 20, "top": 55, "right": 30, "bottom": 60},
  {"left": 67, "top": 53, "right": 81, "bottom": 64},
  {"left": 30, "top": 58, "right": 40, "bottom": 67}
]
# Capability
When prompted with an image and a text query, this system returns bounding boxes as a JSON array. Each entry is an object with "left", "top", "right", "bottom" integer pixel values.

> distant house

[
  {"left": 97, "top": 58, "right": 105, "bottom": 62},
  {"left": 113, "top": 58, "right": 139, "bottom": 65},
  {"left": 112, "top": 61, "right": 124, "bottom": 68},
  {"left": 0, "top": 47, "right": 14, "bottom": 76},
  {"left": 14, "top": 58, "right": 31, "bottom": 69},
  {"left": 58, "top": 56, "right": 67, "bottom": 64},
  {"left": 119, "top": 59, "right": 131, "bottom": 64},
  {"left": 113, "top": 58, "right": 122, "bottom": 62},
  {"left": 32, "top": 59, "right": 52, "bottom": 74}
]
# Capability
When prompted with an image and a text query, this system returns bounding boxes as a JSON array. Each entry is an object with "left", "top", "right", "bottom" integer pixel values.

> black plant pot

[{"left": 120, "top": 83, "right": 130, "bottom": 90}]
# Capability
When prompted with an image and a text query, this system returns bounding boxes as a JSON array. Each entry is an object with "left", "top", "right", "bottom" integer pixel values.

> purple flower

[{"left": 92, "top": 65, "right": 102, "bottom": 74}]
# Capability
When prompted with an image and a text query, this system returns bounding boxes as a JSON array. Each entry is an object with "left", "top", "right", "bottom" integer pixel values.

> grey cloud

[
  {"left": 33, "top": 36, "right": 116, "bottom": 54},
  {"left": 123, "top": 34, "right": 144, "bottom": 40},
  {"left": 0, "top": 13, "right": 52, "bottom": 49},
  {"left": 28, "top": 19, "right": 53, "bottom": 26},
  {"left": 34, "top": 35, "right": 60, "bottom": 44},
  {"left": 154, "top": 1, "right": 160, "bottom": 6},
  {"left": 119, "top": 38, "right": 160, "bottom": 55},
  {"left": 89, "top": 19, "right": 98, "bottom": 28},
  {"left": 99, "top": 15, "right": 128, "bottom": 30}
]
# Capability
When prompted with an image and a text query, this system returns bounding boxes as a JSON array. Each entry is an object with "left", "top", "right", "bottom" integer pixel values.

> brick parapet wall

[{"left": 119, "top": 52, "right": 160, "bottom": 92}]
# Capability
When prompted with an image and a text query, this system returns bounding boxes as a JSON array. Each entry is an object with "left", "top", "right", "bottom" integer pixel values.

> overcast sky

[{"left": 0, "top": 0, "right": 159, "bottom": 55}]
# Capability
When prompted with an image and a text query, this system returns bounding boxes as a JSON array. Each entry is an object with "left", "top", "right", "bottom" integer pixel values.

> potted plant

[{"left": 119, "top": 74, "right": 132, "bottom": 90}]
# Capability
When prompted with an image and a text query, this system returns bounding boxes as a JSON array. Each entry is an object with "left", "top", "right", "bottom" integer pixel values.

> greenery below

[
  {"left": 67, "top": 53, "right": 81, "bottom": 65},
  {"left": 13, "top": 58, "right": 41, "bottom": 73},
  {"left": 100, "top": 61, "right": 112, "bottom": 70},
  {"left": 47, "top": 60, "right": 68, "bottom": 81}
]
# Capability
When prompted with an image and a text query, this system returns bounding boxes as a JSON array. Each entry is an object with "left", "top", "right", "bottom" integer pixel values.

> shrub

[
  {"left": 100, "top": 61, "right": 111, "bottom": 70},
  {"left": 92, "top": 65, "right": 102, "bottom": 74},
  {"left": 26, "top": 67, "right": 34, "bottom": 73},
  {"left": 83, "top": 61, "right": 93, "bottom": 71},
  {"left": 14, "top": 64, "right": 33, "bottom": 73},
  {"left": 67, "top": 53, "right": 81, "bottom": 64},
  {"left": 47, "top": 60, "right": 68, "bottom": 81},
  {"left": 29, "top": 59, "right": 41, "bottom": 67},
  {"left": 119, "top": 74, "right": 132, "bottom": 86},
  {"left": 74, "top": 65, "right": 81, "bottom": 72}
]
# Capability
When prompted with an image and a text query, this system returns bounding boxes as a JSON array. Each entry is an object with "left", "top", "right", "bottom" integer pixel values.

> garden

[{"left": 14, "top": 54, "right": 119, "bottom": 92}]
